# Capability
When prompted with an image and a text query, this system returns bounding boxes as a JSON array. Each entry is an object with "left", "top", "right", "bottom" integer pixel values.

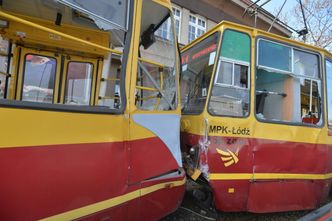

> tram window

[
  {"left": 181, "top": 33, "right": 219, "bottom": 114},
  {"left": 136, "top": 0, "right": 177, "bottom": 111},
  {"left": 64, "top": 62, "right": 93, "bottom": 105},
  {"left": 256, "top": 39, "right": 322, "bottom": 125},
  {"left": 208, "top": 30, "right": 250, "bottom": 117},
  {"left": 258, "top": 40, "right": 291, "bottom": 72},
  {"left": 294, "top": 49, "right": 319, "bottom": 78},
  {"left": 22, "top": 54, "right": 56, "bottom": 103},
  {"left": 326, "top": 60, "right": 332, "bottom": 127}
]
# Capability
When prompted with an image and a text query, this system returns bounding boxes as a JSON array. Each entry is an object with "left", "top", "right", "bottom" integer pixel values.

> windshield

[{"left": 180, "top": 32, "right": 220, "bottom": 114}]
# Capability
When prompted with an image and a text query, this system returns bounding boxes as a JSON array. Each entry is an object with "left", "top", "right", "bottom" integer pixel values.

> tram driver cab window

[
  {"left": 256, "top": 39, "right": 321, "bottom": 125},
  {"left": 180, "top": 33, "right": 219, "bottom": 114}
]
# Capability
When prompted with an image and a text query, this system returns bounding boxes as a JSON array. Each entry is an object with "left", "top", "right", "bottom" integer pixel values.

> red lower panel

[
  {"left": 139, "top": 185, "right": 185, "bottom": 221},
  {"left": 128, "top": 138, "right": 179, "bottom": 184},
  {"left": 0, "top": 142, "right": 128, "bottom": 221},
  {"left": 211, "top": 180, "right": 249, "bottom": 212},
  {"left": 137, "top": 172, "right": 186, "bottom": 221},
  {"left": 247, "top": 180, "right": 327, "bottom": 212},
  {"left": 0, "top": 137, "right": 184, "bottom": 221},
  {"left": 181, "top": 132, "right": 332, "bottom": 212}
]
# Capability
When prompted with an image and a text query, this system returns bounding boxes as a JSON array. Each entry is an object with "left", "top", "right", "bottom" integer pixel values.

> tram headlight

[{"left": 189, "top": 147, "right": 196, "bottom": 156}]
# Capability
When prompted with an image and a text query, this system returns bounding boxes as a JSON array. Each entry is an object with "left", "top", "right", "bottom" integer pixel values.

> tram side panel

[
  {"left": 180, "top": 23, "right": 332, "bottom": 213},
  {"left": 0, "top": 0, "right": 185, "bottom": 220}
]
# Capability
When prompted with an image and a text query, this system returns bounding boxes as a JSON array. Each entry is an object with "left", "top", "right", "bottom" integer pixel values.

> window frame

[
  {"left": 188, "top": 13, "right": 206, "bottom": 43},
  {"left": 207, "top": 28, "right": 251, "bottom": 118},
  {"left": 255, "top": 36, "right": 324, "bottom": 128},
  {"left": 214, "top": 57, "right": 250, "bottom": 90}
]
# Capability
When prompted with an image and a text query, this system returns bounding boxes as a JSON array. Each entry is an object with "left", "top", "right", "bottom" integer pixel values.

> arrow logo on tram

[{"left": 216, "top": 148, "right": 239, "bottom": 167}]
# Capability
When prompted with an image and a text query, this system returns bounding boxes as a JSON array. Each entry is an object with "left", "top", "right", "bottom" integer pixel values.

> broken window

[
  {"left": 136, "top": 0, "right": 177, "bottom": 111},
  {"left": 180, "top": 32, "right": 219, "bottom": 114},
  {"left": 256, "top": 39, "right": 322, "bottom": 125},
  {"left": 208, "top": 30, "right": 250, "bottom": 117}
]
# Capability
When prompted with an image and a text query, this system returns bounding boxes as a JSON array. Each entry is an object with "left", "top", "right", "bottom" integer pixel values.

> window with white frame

[
  {"left": 188, "top": 14, "right": 206, "bottom": 43},
  {"left": 156, "top": 19, "right": 172, "bottom": 40},
  {"left": 172, "top": 7, "right": 181, "bottom": 40},
  {"left": 156, "top": 7, "right": 181, "bottom": 40}
]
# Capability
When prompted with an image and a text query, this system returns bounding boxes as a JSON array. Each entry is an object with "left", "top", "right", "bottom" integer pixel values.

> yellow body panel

[{"left": 0, "top": 108, "right": 126, "bottom": 148}]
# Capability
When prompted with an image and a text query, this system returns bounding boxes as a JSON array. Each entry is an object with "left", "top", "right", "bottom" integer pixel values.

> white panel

[{"left": 133, "top": 114, "right": 182, "bottom": 167}]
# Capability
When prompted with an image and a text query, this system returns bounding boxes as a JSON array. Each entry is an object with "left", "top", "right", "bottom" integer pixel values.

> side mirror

[{"left": 141, "top": 24, "right": 156, "bottom": 49}]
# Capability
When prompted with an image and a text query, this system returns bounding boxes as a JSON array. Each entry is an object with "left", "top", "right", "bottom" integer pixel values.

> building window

[
  {"left": 156, "top": 7, "right": 181, "bottom": 41},
  {"left": 156, "top": 20, "right": 172, "bottom": 40},
  {"left": 172, "top": 7, "right": 181, "bottom": 40},
  {"left": 188, "top": 14, "right": 206, "bottom": 43}
]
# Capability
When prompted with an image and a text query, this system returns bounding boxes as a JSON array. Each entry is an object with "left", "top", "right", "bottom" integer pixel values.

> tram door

[{"left": 126, "top": 0, "right": 184, "bottom": 219}]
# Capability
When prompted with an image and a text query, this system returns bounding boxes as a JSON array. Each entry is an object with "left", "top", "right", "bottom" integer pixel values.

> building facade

[{"left": 169, "top": 0, "right": 292, "bottom": 46}]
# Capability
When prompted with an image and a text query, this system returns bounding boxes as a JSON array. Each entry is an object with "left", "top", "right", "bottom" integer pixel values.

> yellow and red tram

[
  {"left": 0, "top": 0, "right": 185, "bottom": 220},
  {"left": 180, "top": 21, "right": 332, "bottom": 213}
]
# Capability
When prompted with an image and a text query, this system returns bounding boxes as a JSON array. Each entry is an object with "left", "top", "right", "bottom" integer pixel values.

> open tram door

[
  {"left": 127, "top": 0, "right": 185, "bottom": 219},
  {"left": 0, "top": 0, "right": 185, "bottom": 220}
]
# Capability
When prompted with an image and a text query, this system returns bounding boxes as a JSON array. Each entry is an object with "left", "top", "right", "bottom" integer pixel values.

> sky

[
  {"left": 263, "top": 0, "right": 297, "bottom": 14},
  {"left": 262, "top": 0, "right": 301, "bottom": 34}
]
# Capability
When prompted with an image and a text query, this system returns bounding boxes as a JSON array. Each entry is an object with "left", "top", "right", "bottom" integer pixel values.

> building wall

[{"left": 171, "top": 0, "right": 290, "bottom": 46}]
